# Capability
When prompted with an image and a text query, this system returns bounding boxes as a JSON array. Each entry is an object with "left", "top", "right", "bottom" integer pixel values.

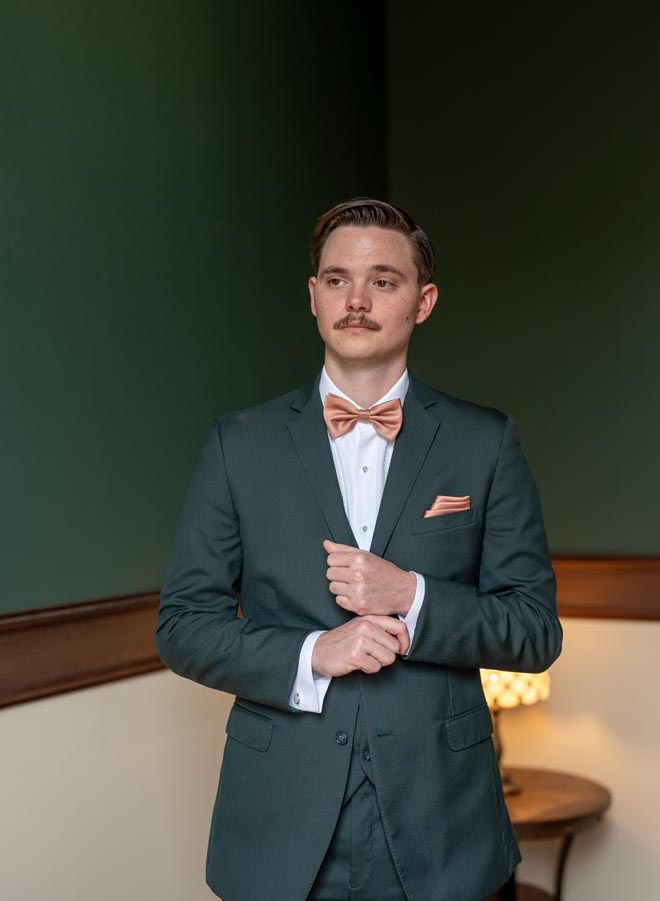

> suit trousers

[{"left": 307, "top": 704, "right": 408, "bottom": 901}]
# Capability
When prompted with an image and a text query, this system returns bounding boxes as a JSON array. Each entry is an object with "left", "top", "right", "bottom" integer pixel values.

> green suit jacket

[{"left": 156, "top": 369, "right": 562, "bottom": 901}]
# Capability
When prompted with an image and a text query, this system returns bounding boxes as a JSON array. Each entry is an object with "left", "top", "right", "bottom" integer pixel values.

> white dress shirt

[{"left": 288, "top": 365, "right": 426, "bottom": 713}]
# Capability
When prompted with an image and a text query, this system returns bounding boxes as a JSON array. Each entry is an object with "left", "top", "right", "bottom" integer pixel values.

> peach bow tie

[{"left": 323, "top": 393, "right": 403, "bottom": 441}]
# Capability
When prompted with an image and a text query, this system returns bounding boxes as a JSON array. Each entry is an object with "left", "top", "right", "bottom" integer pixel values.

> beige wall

[
  {"left": 0, "top": 671, "right": 230, "bottom": 901},
  {"left": 505, "top": 618, "right": 660, "bottom": 899},
  {"left": 1, "top": 618, "right": 658, "bottom": 900}
]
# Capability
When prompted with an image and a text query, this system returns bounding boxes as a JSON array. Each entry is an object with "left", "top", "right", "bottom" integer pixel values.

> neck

[{"left": 323, "top": 356, "right": 408, "bottom": 408}]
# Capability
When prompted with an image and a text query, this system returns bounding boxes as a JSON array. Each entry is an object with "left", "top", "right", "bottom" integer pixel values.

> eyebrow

[{"left": 319, "top": 264, "right": 407, "bottom": 279}]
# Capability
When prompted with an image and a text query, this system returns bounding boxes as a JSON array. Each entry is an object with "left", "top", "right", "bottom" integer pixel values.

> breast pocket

[{"left": 410, "top": 505, "right": 481, "bottom": 537}]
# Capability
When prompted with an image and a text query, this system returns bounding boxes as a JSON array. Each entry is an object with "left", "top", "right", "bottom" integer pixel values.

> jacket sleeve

[
  {"left": 154, "top": 420, "right": 311, "bottom": 712},
  {"left": 404, "top": 414, "right": 562, "bottom": 673}
]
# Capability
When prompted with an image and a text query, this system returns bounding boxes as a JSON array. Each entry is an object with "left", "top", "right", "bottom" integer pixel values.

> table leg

[{"left": 554, "top": 832, "right": 575, "bottom": 901}]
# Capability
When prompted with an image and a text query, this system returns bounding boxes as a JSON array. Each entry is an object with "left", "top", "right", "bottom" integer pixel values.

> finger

[
  {"left": 354, "top": 643, "right": 389, "bottom": 674},
  {"left": 326, "top": 567, "right": 353, "bottom": 582},
  {"left": 372, "top": 629, "right": 403, "bottom": 655},
  {"left": 386, "top": 620, "right": 410, "bottom": 655},
  {"left": 323, "top": 540, "right": 357, "bottom": 553},
  {"left": 364, "top": 616, "right": 410, "bottom": 654},
  {"left": 358, "top": 655, "right": 381, "bottom": 674},
  {"left": 334, "top": 593, "right": 371, "bottom": 616},
  {"left": 361, "top": 639, "right": 397, "bottom": 670},
  {"left": 328, "top": 580, "right": 352, "bottom": 596},
  {"left": 325, "top": 556, "right": 355, "bottom": 571},
  {"left": 360, "top": 622, "right": 401, "bottom": 655}
]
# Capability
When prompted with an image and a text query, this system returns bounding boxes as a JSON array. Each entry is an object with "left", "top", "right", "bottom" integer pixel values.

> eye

[
  {"left": 375, "top": 278, "right": 394, "bottom": 288},
  {"left": 327, "top": 277, "right": 344, "bottom": 286}
]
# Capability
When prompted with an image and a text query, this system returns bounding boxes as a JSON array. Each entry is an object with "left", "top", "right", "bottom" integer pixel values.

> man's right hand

[{"left": 311, "top": 615, "right": 410, "bottom": 678}]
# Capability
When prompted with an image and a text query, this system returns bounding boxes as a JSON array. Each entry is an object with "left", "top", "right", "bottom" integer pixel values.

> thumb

[{"left": 378, "top": 616, "right": 410, "bottom": 653}]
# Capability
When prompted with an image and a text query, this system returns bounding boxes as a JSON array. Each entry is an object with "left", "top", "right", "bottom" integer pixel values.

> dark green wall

[
  {"left": 1, "top": 1, "right": 387, "bottom": 612},
  {"left": 389, "top": 2, "right": 660, "bottom": 555},
  {"left": 4, "top": 2, "right": 657, "bottom": 614}
]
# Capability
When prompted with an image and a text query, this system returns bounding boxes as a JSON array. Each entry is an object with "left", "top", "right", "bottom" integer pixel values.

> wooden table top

[{"left": 504, "top": 766, "right": 612, "bottom": 840}]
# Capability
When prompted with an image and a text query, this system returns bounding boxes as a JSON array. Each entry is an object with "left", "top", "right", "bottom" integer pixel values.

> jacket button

[
  {"left": 363, "top": 749, "right": 371, "bottom": 761},
  {"left": 335, "top": 731, "right": 348, "bottom": 745}
]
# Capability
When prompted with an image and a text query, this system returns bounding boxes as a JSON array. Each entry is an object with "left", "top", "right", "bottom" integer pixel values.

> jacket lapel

[
  {"left": 286, "top": 371, "right": 358, "bottom": 548},
  {"left": 369, "top": 373, "right": 441, "bottom": 557}
]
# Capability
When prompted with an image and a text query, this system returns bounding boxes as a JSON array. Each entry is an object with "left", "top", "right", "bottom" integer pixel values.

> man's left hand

[{"left": 323, "top": 539, "right": 416, "bottom": 618}]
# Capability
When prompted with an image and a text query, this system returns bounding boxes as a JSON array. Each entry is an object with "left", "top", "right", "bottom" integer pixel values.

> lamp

[{"left": 480, "top": 669, "right": 551, "bottom": 795}]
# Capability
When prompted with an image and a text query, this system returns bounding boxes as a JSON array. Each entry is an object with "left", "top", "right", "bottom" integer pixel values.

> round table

[{"left": 487, "top": 766, "right": 612, "bottom": 900}]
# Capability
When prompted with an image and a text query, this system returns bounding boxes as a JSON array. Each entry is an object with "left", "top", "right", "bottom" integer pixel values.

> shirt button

[
  {"left": 335, "top": 731, "right": 348, "bottom": 745},
  {"left": 362, "top": 525, "right": 368, "bottom": 532},
  {"left": 362, "top": 466, "right": 368, "bottom": 473},
  {"left": 293, "top": 692, "right": 301, "bottom": 705},
  {"left": 363, "top": 749, "right": 371, "bottom": 762}
]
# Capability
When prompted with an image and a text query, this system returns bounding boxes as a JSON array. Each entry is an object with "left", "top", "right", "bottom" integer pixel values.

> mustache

[{"left": 334, "top": 315, "right": 381, "bottom": 330}]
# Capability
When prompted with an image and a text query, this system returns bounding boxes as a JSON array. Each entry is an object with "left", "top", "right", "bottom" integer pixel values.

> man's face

[{"left": 308, "top": 225, "right": 437, "bottom": 368}]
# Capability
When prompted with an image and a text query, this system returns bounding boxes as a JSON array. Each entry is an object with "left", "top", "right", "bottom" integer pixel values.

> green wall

[
  {"left": 3, "top": 1, "right": 657, "bottom": 614},
  {"left": 1, "top": 1, "right": 387, "bottom": 612},
  {"left": 388, "top": 1, "right": 660, "bottom": 555}
]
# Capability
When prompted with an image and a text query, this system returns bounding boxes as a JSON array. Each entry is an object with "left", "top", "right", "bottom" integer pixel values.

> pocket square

[{"left": 423, "top": 495, "right": 471, "bottom": 518}]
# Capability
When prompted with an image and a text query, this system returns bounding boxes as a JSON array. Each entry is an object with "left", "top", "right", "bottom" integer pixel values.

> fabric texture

[
  {"left": 156, "top": 367, "right": 562, "bottom": 901},
  {"left": 308, "top": 709, "right": 407, "bottom": 900}
]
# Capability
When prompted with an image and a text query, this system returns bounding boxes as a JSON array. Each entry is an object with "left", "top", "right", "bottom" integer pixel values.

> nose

[{"left": 345, "top": 281, "right": 372, "bottom": 312}]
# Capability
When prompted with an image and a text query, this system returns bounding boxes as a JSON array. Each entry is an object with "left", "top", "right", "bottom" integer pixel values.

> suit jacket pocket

[
  {"left": 410, "top": 505, "right": 480, "bottom": 536},
  {"left": 444, "top": 702, "right": 493, "bottom": 751},
  {"left": 226, "top": 702, "right": 273, "bottom": 752}
]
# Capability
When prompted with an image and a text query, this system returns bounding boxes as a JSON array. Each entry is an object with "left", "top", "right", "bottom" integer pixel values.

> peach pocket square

[{"left": 423, "top": 495, "right": 471, "bottom": 518}]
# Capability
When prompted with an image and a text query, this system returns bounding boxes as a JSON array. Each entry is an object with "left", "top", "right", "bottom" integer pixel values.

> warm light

[{"left": 480, "top": 669, "right": 551, "bottom": 711}]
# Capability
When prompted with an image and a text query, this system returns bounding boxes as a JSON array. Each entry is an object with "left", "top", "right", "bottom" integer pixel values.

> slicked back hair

[{"left": 310, "top": 197, "right": 435, "bottom": 288}]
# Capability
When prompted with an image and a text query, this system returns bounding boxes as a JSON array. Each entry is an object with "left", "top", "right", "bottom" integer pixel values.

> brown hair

[{"left": 310, "top": 197, "right": 435, "bottom": 287}]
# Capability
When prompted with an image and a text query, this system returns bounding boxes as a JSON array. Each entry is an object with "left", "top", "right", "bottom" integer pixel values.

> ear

[
  {"left": 415, "top": 283, "right": 439, "bottom": 325},
  {"left": 308, "top": 275, "right": 318, "bottom": 318}
]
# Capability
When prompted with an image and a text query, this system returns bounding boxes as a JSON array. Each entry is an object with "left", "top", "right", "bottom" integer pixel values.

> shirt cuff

[
  {"left": 289, "top": 631, "right": 332, "bottom": 713},
  {"left": 398, "top": 571, "right": 425, "bottom": 655}
]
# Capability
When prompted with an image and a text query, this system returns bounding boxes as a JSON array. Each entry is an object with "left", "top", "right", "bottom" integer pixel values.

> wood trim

[
  {"left": 554, "top": 556, "right": 660, "bottom": 620},
  {"left": 0, "top": 591, "right": 163, "bottom": 709},
  {"left": 1, "top": 557, "right": 658, "bottom": 709}
]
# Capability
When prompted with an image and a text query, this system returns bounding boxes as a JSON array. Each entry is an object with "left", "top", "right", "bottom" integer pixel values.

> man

[{"left": 155, "top": 198, "right": 562, "bottom": 901}]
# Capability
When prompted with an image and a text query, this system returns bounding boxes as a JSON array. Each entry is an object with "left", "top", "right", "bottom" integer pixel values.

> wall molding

[
  {"left": 1, "top": 556, "right": 659, "bottom": 709},
  {"left": 554, "top": 556, "right": 660, "bottom": 620},
  {"left": 0, "top": 591, "right": 163, "bottom": 709}
]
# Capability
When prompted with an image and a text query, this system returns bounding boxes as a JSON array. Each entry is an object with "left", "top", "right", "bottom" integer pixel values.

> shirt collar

[{"left": 318, "top": 363, "right": 409, "bottom": 408}]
